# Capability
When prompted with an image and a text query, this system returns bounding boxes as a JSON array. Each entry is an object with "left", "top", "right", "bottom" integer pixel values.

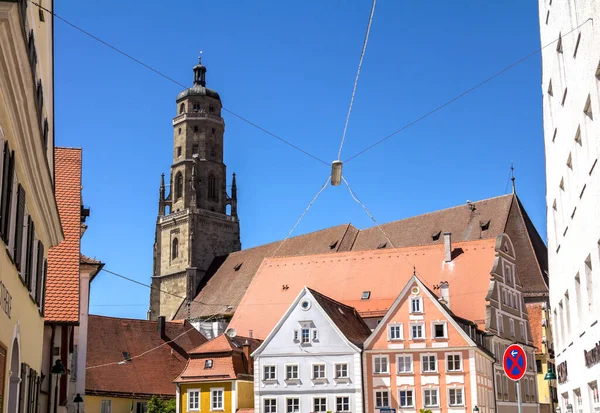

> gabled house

[
  {"left": 251, "top": 287, "right": 371, "bottom": 413},
  {"left": 363, "top": 275, "right": 495, "bottom": 413},
  {"left": 173, "top": 334, "right": 261, "bottom": 413}
]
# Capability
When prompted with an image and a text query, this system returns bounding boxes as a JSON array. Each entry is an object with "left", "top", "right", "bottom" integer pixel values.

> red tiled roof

[
  {"left": 175, "top": 334, "right": 260, "bottom": 383},
  {"left": 46, "top": 148, "right": 82, "bottom": 323},
  {"left": 526, "top": 302, "right": 544, "bottom": 354},
  {"left": 80, "top": 254, "right": 102, "bottom": 265},
  {"left": 86, "top": 315, "right": 206, "bottom": 397},
  {"left": 229, "top": 239, "right": 498, "bottom": 340},
  {"left": 307, "top": 288, "right": 372, "bottom": 348},
  {"left": 178, "top": 194, "right": 548, "bottom": 321}
]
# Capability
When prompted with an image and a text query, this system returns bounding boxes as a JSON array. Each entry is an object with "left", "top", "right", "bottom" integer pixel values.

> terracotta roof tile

[
  {"left": 307, "top": 288, "right": 372, "bottom": 348},
  {"left": 229, "top": 239, "right": 498, "bottom": 339},
  {"left": 86, "top": 315, "right": 206, "bottom": 397},
  {"left": 46, "top": 148, "right": 82, "bottom": 323},
  {"left": 174, "top": 334, "right": 261, "bottom": 383},
  {"left": 179, "top": 194, "right": 547, "bottom": 321}
]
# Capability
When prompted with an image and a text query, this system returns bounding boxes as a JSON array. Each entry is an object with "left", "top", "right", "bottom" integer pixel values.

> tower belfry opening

[{"left": 150, "top": 59, "right": 241, "bottom": 321}]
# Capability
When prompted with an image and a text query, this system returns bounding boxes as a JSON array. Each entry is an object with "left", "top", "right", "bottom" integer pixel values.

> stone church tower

[{"left": 149, "top": 59, "right": 241, "bottom": 320}]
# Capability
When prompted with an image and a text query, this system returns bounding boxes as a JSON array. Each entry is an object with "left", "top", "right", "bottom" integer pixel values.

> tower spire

[
  {"left": 231, "top": 172, "right": 238, "bottom": 219},
  {"left": 193, "top": 53, "right": 207, "bottom": 87},
  {"left": 510, "top": 162, "right": 516, "bottom": 193},
  {"left": 158, "top": 173, "right": 166, "bottom": 216}
]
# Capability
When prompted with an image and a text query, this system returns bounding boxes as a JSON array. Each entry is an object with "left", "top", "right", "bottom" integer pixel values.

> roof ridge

[
  {"left": 365, "top": 193, "right": 513, "bottom": 229},
  {"left": 88, "top": 314, "right": 188, "bottom": 325},
  {"left": 307, "top": 287, "right": 359, "bottom": 312}
]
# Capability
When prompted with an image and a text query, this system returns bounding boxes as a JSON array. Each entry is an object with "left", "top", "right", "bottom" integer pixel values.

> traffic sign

[{"left": 503, "top": 344, "right": 527, "bottom": 381}]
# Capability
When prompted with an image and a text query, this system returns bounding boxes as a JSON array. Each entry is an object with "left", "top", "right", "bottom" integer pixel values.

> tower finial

[
  {"left": 198, "top": 50, "right": 203, "bottom": 64},
  {"left": 510, "top": 162, "right": 516, "bottom": 193},
  {"left": 193, "top": 54, "right": 207, "bottom": 87}
]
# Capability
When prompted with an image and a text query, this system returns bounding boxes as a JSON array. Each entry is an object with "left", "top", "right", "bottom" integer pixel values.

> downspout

[
  {"left": 47, "top": 325, "right": 55, "bottom": 413},
  {"left": 492, "top": 359, "right": 498, "bottom": 413}
]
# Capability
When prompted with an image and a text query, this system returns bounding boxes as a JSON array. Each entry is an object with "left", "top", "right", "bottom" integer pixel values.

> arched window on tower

[
  {"left": 208, "top": 175, "right": 217, "bottom": 200},
  {"left": 209, "top": 104, "right": 215, "bottom": 113},
  {"left": 175, "top": 172, "right": 183, "bottom": 200},
  {"left": 210, "top": 145, "right": 216, "bottom": 159},
  {"left": 172, "top": 238, "right": 179, "bottom": 259},
  {"left": 179, "top": 103, "right": 185, "bottom": 114}
]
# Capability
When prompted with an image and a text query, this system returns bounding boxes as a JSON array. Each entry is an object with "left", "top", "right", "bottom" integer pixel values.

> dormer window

[
  {"left": 431, "top": 230, "right": 441, "bottom": 241},
  {"left": 361, "top": 291, "right": 371, "bottom": 300},
  {"left": 205, "top": 359, "right": 213, "bottom": 369}
]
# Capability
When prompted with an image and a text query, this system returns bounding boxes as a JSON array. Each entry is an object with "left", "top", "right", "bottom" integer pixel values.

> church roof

[
  {"left": 174, "top": 193, "right": 548, "bottom": 321},
  {"left": 228, "top": 239, "right": 498, "bottom": 339}
]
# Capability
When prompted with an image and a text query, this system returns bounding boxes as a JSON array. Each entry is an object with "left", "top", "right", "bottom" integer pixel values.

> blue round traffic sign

[{"left": 503, "top": 344, "right": 527, "bottom": 381}]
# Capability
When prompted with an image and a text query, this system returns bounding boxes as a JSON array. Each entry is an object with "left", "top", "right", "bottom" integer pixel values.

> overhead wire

[
  {"left": 29, "top": 0, "right": 328, "bottom": 166},
  {"left": 343, "top": 18, "right": 593, "bottom": 163},
  {"left": 271, "top": 175, "right": 331, "bottom": 257},
  {"left": 336, "top": 0, "right": 377, "bottom": 161}
]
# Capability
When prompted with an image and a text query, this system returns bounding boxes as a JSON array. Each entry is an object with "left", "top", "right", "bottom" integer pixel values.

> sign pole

[{"left": 517, "top": 379, "right": 523, "bottom": 413}]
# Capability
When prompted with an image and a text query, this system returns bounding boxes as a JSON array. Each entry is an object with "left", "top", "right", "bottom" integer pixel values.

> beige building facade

[{"left": 0, "top": 0, "right": 62, "bottom": 412}]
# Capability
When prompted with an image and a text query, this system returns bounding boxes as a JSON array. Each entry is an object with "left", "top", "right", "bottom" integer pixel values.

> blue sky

[{"left": 54, "top": 1, "right": 547, "bottom": 319}]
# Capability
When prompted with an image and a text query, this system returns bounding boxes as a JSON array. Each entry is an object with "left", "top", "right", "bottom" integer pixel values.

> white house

[{"left": 252, "top": 287, "right": 372, "bottom": 413}]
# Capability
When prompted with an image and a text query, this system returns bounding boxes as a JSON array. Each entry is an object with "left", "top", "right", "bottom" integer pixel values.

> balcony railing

[{"left": 172, "top": 112, "right": 223, "bottom": 126}]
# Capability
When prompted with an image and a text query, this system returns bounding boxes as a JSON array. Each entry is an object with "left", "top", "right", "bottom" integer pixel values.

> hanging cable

[
  {"left": 344, "top": 19, "right": 592, "bottom": 163},
  {"left": 29, "top": 0, "right": 328, "bottom": 166},
  {"left": 336, "top": 0, "right": 377, "bottom": 161},
  {"left": 271, "top": 175, "right": 331, "bottom": 257}
]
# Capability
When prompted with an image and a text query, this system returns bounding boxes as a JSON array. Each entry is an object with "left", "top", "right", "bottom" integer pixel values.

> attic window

[
  {"left": 377, "top": 242, "right": 387, "bottom": 249},
  {"left": 234, "top": 262, "right": 243, "bottom": 271},
  {"left": 122, "top": 352, "right": 131, "bottom": 362},
  {"left": 431, "top": 231, "right": 441, "bottom": 241},
  {"left": 547, "top": 80, "right": 553, "bottom": 96},
  {"left": 566, "top": 153, "right": 572, "bottom": 169},
  {"left": 329, "top": 240, "right": 339, "bottom": 250},
  {"left": 559, "top": 177, "right": 565, "bottom": 191},
  {"left": 575, "top": 126, "right": 582, "bottom": 144},
  {"left": 362, "top": 291, "right": 371, "bottom": 300},
  {"left": 205, "top": 359, "right": 213, "bottom": 369},
  {"left": 583, "top": 95, "right": 592, "bottom": 118},
  {"left": 556, "top": 33, "right": 563, "bottom": 53},
  {"left": 480, "top": 220, "right": 491, "bottom": 231}
]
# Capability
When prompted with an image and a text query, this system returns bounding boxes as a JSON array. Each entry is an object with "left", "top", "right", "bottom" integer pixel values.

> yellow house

[{"left": 174, "top": 334, "right": 261, "bottom": 413}]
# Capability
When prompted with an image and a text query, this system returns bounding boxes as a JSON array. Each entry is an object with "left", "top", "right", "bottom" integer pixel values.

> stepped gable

[{"left": 174, "top": 224, "right": 359, "bottom": 320}]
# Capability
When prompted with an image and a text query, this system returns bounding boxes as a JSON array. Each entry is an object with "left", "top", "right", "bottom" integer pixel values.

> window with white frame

[
  {"left": 211, "top": 388, "right": 224, "bottom": 411},
  {"left": 388, "top": 323, "right": 403, "bottom": 340},
  {"left": 187, "top": 390, "right": 200, "bottom": 411},
  {"left": 411, "top": 322, "right": 425, "bottom": 339},
  {"left": 335, "top": 363, "right": 348, "bottom": 379},
  {"left": 399, "top": 389, "right": 414, "bottom": 407},
  {"left": 264, "top": 399, "right": 277, "bottom": 413},
  {"left": 312, "top": 364, "right": 325, "bottom": 380},
  {"left": 410, "top": 297, "right": 423, "bottom": 313},
  {"left": 446, "top": 353, "right": 462, "bottom": 372},
  {"left": 313, "top": 397, "right": 327, "bottom": 412},
  {"left": 421, "top": 354, "right": 437, "bottom": 373},
  {"left": 101, "top": 400, "right": 112, "bottom": 413},
  {"left": 574, "top": 388, "right": 582, "bottom": 412},
  {"left": 373, "top": 355, "right": 389, "bottom": 374},
  {"left": 397, "top": 355, "right": 413, "bottom": 373},
  {"left": 286, "top": 398, "right": 300, "bottom": 413},
  {"left": 423, "top": 388, "right": 439, "bottom": 407},
  {"left": 336, "top": 397, "right": 350, "bottom": 412},
  {"left": 448, "top": 388, "right": 464, "bottom": 406},
  {"left": 433, "top": 321, "right": 447, "bottom": 339},
  {"left": 263, "top": 365, "right": 276, "bottom": 381},
  {"left": 301, "top": 327, "right": 310, "bottom": 344},
  {"left": 285, "top": 364, "right": 299, "bottom": 380},
  {"left": 375, "top": 390, "right": 390, "bottom": 408}
]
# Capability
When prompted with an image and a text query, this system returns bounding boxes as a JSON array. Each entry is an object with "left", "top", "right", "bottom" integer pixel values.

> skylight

[{"left": 362, "top": 291, "right": 371, "bottom": 300}]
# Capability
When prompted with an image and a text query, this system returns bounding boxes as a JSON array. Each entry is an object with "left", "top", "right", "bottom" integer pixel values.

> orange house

[{"left": 363, "top": 275, "right": 495, "bottom": 413}]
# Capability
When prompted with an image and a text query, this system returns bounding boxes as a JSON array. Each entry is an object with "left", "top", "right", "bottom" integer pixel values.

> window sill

[
  {"left": 284, "top": 379, "right": 300, "bottom": 383},
  {"left": 433, "top": 337, "right": 448, "bottom": 340},
  {"left": 446, "top": 370, "right": 463, "bottom": 374},
  {"left": 334, "top": 377, "right": 350, "bottom": 382},
  {"left": 262, "top": 379, "right": 278, "bottom": 383},
  {"left": 421, "top": 371, "right": 439, "bottom": 375},
  {"left": 373, "top": 372, "right": 390, "bottom": 376},
  {"left": 396, "top": 372, "right": 414, "bottom": 375},
  {"left": 312, "top": 378, "right": 328, "bottom": 383}
]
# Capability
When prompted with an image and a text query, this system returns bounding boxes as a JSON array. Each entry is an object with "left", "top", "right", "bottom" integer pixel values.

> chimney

[
  {"left": 444, "top": 232, "right": 452, "bottom": 262},
  {"left": 439, "top": 281, "right": 450, "bottom": 307},
  {"left": 157, "top": 316, "right": 166, "bottom": 340},
  {"left": 248, "top": 330, "right": 253, "bottom": 338},
  {"left": 242, "top": 339, "right": 253, "bottom": 375}
]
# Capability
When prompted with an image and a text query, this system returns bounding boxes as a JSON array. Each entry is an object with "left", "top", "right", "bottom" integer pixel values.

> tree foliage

[{"left": 148, "top": 396, "right": 176, "bottom": 413}]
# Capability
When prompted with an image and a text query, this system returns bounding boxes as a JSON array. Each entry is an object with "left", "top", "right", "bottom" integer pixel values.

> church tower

[{"left": 149, "top": 59, "right": 241, "bottom": 320}]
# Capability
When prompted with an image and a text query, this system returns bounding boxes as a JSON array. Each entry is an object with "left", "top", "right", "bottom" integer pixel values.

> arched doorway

[{"left": 7, "top": 338, "right": 20, "bottom": 413}]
